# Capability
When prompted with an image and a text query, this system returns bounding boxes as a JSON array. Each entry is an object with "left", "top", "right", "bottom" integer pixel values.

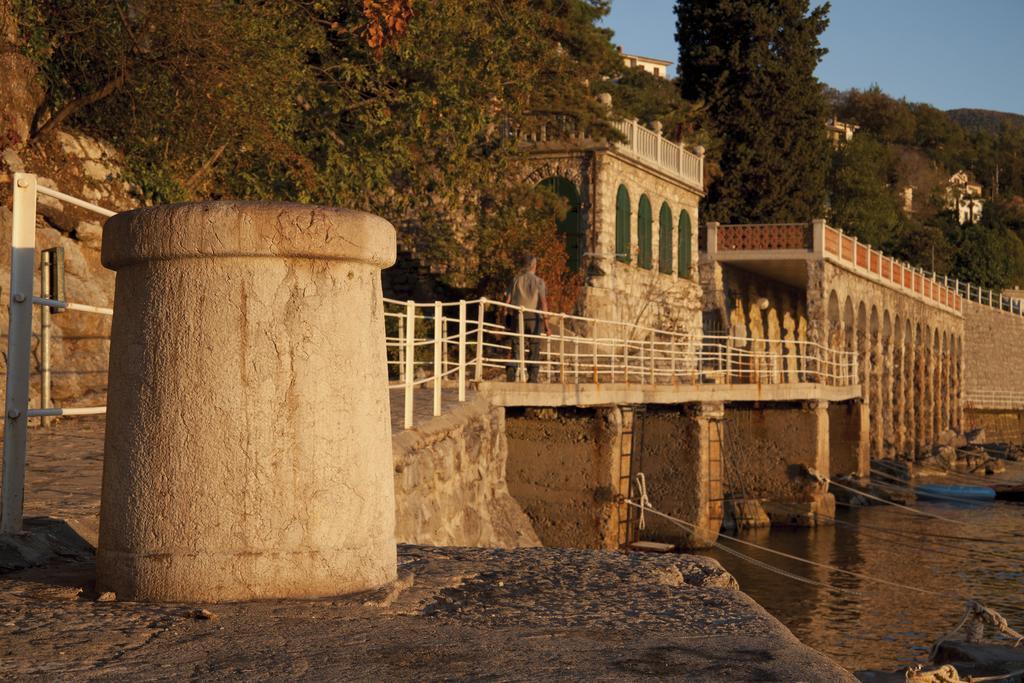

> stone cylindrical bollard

[{"left": 96, "top": 202, "right": 397, "bottom": 602}]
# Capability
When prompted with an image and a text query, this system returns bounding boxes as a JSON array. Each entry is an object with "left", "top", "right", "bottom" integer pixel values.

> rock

[
  {"left": 96, "top": 592, "right": 116, "bottom": 602},
  {"left": 191, "top": 608, "right": 217, "bottom": 620},
  {"left": 936, "top": 429, "right": 957, "bottom": 447},
  {"left": 75, "top": 221, "right": 103, "bottom": 250},
  {"left": 2, "top": 147, "right": 25, "bottom": 173},
  {"left": 723, "top": 497, "right": 771, "bottom": 530}
]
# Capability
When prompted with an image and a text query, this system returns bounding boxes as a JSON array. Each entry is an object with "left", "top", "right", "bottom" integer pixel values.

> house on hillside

[
  {"left": 619, "top": 50, "right": 673, "bottom": 79},
  {"left": 825, "top": 117, "right": 858, "bottom": 149},
  {"left": 945, "top": 170, "right": 984, "bottom": 224}
]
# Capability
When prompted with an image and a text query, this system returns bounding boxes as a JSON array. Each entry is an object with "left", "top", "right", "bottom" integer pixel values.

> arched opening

[
  {"left": 678, "top": 210, "right": 692, "bottom": 279},
  {"left": 538, "top": 176, "right": 583, "bottom": 272},
  {"left": 658, "top": 202, "right": 673, "bottom": 274},
  {"left": 637, "top": 195, "right": 653, "bottom": 269},
  {"left": 615, "top": 184, "right": 631, "bottom": 263}
]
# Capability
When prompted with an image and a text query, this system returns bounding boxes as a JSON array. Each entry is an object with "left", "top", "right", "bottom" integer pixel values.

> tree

[
  {"left": 14, "top": 0, "right": 624, "bottom": 297},
  {"left": 828, "top": 133, "right": 901, "bottom": 247},
  {"left": 675, "top": 0, "right": 832, "bottom": 223}
]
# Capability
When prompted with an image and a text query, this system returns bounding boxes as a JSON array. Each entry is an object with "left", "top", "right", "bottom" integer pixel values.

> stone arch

[
  {"left": 856, "top": 300, "right": 869, "bottom": 393},
  {"left": 658, "top": 202, "right": 673, "bottom": 274},
  {"left": 881, "top": 311, "right": 894, "bottom": 458},
  {"left": 537, "top": 176, "right": 583, "bottom": 272},
  {"left": 843, "top": 297, "right": 855, "bottom": 380},
  {"left": 614, "top": 184, "right": 631, "bottom": 263},
  {"left": 825, "top": 291, "right": 841, "bottom": 384},
  {"left": 933, "top": 328, "right": 942, "bottom": 438},
  {"left": 869, "top": 306, "right": 882, "bottom": 459},
  {"left": 912, "top": 320, "right": 923, "bottom": 456},
  {"left": 893, "top": 314, "right": 906, "bottom": 456},
  {"left": 637, "top": 194, "right": 653, "bottom": 269}
]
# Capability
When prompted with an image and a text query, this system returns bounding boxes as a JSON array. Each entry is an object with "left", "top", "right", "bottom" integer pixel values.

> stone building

[{"left": 521, "top": 97, "right": 706, "bottom": 339}]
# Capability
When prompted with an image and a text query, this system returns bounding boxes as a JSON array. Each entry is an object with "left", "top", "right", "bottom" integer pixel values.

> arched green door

[
  {"left": 637, "top": 195, "right": 653, "bottom": 269},
  {"left": 659, "top": 202, "right": 673, "bottom": 274},
  {"left": 615, "top": 185, "right": 631, "bottom": 263},
  {"left": 678, "top": 210, "right": 692, "bottom": 278},
  {"left": 538, "top": 176, "right": 583, "bottom": 272}
]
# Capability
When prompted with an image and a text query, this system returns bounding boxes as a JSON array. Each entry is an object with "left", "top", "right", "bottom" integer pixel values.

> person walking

[{"left": 505, "top": 255, "right": 550, "bottom": 382}]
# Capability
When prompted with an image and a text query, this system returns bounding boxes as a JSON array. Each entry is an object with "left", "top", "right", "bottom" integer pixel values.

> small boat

[{"left": 915, "top": 483, "right": 996, "bottom": 502}]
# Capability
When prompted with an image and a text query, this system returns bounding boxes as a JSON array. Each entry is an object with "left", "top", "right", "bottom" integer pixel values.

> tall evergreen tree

[{"left": 675, "top": 0, "right": 832, "bottom": 222}]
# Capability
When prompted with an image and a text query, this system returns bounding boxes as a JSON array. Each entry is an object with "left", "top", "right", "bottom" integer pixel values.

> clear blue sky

[{"left": 601, "top": 0, "right": 1024, "bottom": 115}]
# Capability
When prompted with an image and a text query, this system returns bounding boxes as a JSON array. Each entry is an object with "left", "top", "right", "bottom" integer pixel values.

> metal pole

[
  {"left": 433, "top": 301, "right": 442, "bottom": 416},
  {"left": 403, "top": 300, "right": 415, "bottom": 429},
  {"left": 2, "top": 173, "right": 38, "bottom": 534},
  {"left": 517, "top": 306, "right": 526, "bottom": 382},
  {"left": 559, "top": 313, "right": 566, "bottom": 384},
  {"left": 40, "top": 250, "right": 51, "bottom": 427},
  {"left": 475, "top": 297, "right": 485, "bottom": 382},
  {"left": 457, "top": 300, "right": 466, "bottom": 402}
]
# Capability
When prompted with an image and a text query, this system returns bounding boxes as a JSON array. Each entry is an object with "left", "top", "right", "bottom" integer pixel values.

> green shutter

[
  {"left": 658, "top": 202, "right": 673, "bottom": 274},
  {"left": 638, "top": 195, "right": 652, "bottom": 269},
  {"left": 678, "top": 210, "right": 692, "bottom": 278},
  {"left": 615, "top": 185, "right": 630, "bottom": 263}
]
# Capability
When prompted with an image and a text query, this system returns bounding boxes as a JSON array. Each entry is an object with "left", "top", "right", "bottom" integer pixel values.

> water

[{"left": 701, "top": 497, "right": 1024, "bottom": 673}]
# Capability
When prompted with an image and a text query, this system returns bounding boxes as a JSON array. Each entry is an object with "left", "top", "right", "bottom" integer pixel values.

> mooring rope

[
  {"left": 628, "top": 476, "right": 942, "bottom": 597},
  {"left": 628, "top": 473, "right": 1023, "bottom": 622},
  {"left": 812, "top": 470, "right": 968, "bottom": 525}
]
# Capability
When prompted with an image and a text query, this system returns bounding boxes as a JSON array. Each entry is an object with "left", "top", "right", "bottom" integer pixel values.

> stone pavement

[{"left": 3, "top": 413, "right": 854, "bottom": 680}]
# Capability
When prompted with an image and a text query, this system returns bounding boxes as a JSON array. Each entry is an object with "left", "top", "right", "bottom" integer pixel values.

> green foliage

[
  {"left": 828, "top": 85, "right": 1024, "bottom": 287},
  {"left": 828, "top": 133, "right": 900, "bottom": 247},
  {"left": 14, "top": 0, "right": 626, "bottom": 295},
  {"left": 675, "top": 0, "right": 832, "bottom": 223}
]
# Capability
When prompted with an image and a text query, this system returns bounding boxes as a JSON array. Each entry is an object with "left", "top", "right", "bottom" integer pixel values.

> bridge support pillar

[
  {"left": 829, "top": 399, "right": 869, "bottom": 480},
  {"left": 726, "top": 401, "right": 834, "bottom": 527},
  {"left": 96, "top": 202, "right": 398, "bottom": 602},
  {"left": 640, "top": 403, "right": 725, "bottom": 549}
]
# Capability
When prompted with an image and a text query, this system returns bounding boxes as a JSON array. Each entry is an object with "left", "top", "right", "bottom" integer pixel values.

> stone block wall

[
  {"left": 723, "top": 402, "right": 833, "bottom": 525},
  {"left": 393, "top": 397, "right": 541, "bottom": 549},
  {"left": 504, "top": 406, "right": 621, "bottom": 549},
  {"left": 636, "top": 405, "right": 723, "bottom": 549},
  {"left": 963, "top": 300, "right": 1024, "bottom": 398},
  {"left": 584, "top": 151, "right": 703, "bottom": 338}
]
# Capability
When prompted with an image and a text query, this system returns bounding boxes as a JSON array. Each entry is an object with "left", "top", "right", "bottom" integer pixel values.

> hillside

[{"left": 946, "top": 108, "right": 1024, "bottom": 134}]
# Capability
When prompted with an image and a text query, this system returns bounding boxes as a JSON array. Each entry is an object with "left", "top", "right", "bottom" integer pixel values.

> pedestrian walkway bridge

[{"left": 384, "top": 297, "right": 860, "bottom": 427}]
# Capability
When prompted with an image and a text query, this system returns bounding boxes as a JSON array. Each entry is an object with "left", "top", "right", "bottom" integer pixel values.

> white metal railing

[
  {"left": 383, "top": 297, "right": 858, "bottom": 430},
  {"left": 2, "top": 173, "right": 113, "bottom": 533},
  {"left": 611, "top": 119, "right": 704, "bottom": 190},
  {"left": 964, "top": 390, "right": 1024, "bottom": 410}
]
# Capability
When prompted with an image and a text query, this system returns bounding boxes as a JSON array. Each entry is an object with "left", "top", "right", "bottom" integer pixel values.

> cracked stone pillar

[{"left": 96, "top": 202, "right": 398, "bottom": 602}]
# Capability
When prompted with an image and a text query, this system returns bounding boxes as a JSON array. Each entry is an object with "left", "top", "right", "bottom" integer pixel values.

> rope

[
  {"left": 929, "top": 600, "right": 1024, "bottom": 661},
  {"left": 811, "top": 469, "right": 968, "bottom": 525},
  {"left": 625, "top": 480, "right": 945, "bottom": 598},
  {"left": 623, "top": 498, "right": 867, "bottom": 598},
  {"left": 634, "top": 472, "right": 651, "bottom": 531}
]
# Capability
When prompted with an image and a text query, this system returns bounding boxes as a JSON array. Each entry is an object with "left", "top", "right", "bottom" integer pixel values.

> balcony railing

[
  {"left": 704, "top": 220, "right": 964, "bottom": 315},
  {"left": 610, "top": 119, "right": 704, "bottom": 191}
]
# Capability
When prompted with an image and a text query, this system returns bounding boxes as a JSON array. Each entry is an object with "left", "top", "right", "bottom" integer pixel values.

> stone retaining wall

[
  {"left": 963, "top": 300, "right": 1024, "bottom": 399},
  {"left": 393, "top": 396, "right": 541, "bottom": 549}
]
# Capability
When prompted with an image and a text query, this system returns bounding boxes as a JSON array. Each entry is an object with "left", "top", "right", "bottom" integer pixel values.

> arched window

[
  {"left": 678, "top": 210, "right": 692, "bottom": 278},
  {"left": 658, "top": 202, "right": 673, "bottom": 274},
  {"left": 637, "top": 195, "right": 653, "bottom": 269},
  {"left": 537, "top": 176, "right": 583, "bottom": 272},
  {"left": 615, "top": 185, "right": 631, "bottom": 263}
]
